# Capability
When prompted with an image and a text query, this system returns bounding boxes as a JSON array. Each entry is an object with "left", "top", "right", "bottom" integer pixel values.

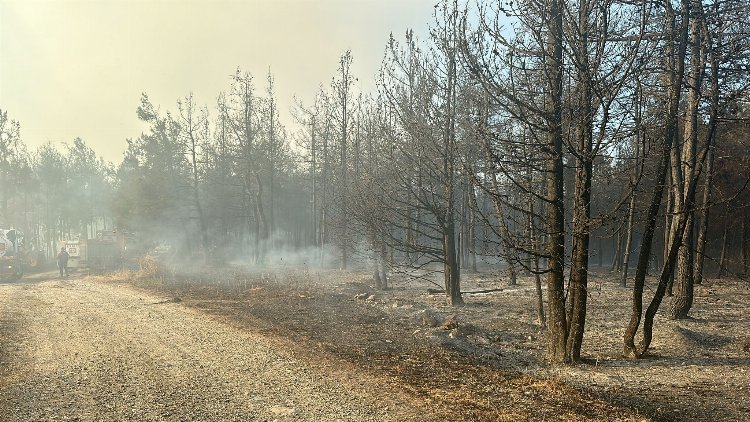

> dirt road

[{"left": 0, "top": 276, "right": 426, "bottom": 421}]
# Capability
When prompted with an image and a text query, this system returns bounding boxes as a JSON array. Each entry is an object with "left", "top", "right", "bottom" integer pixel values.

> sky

[{"left": 0, "top": 0, "right": 437, "bottom": 164}]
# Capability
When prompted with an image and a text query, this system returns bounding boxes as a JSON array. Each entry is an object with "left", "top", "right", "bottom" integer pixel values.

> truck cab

[{"left": 0, "top": 229, "right": 24, "bottom": 280}]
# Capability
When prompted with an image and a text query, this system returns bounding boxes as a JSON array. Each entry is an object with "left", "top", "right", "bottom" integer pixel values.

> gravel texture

[{"left": 0, "top": 276, "right": 428, "bottom": 421}]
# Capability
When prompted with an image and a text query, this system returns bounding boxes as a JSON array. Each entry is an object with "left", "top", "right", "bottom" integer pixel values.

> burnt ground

[{"left": 92, "top": 263, "right": 748, "bottom": 421}]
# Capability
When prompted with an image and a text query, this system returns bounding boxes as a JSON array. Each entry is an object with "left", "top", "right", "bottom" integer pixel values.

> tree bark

[
  {"left": 443, "top": 13, "right": 462, "bottom": 306},
  {"left": 529, "top": 198, "right": 546, "bottom": 328},
  {"left": 718, "top": 221, "right": 729, "bottom": 278},
  {"left": 621, "top": 84, "right": 642, "bottom": 288},
  {"left": 338, "top": 54, "right": 352, "bottom": 270},
  {"left": 379, "top": 235, "right": 389, "bottom": 289},
  {"left": 488, "top": 171, "right": 519, "bottom": 286},
  {"left": 443, "top": 222, "right": 463, "bottom": 305},
  {"left": 468, "top": 180, "right": 478, "bottom": 273},
  {"left": 544, "top": 0, "right": 568, "bottom": 363},
  {"left": 624, "top": 0, "right": 690, "bottom": 358},
  {"left": 566, "top": 0, "right": 594, "bottom": 361},
  {"left": 743, "top": 220, "right": 749, "bottom": 275},
  {"left": 670, "top": 6, "right": 704, "bottom": 319},
  {"left": 694, "top": 146, "right": 714, "bottom": 286}
]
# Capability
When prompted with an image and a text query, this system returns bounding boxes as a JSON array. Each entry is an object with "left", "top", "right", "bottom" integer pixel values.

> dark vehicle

[{"left": 0, "top": 228, "right": 24, "bottom": 280}]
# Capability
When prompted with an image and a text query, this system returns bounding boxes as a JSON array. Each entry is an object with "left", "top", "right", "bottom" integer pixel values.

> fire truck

[
  {"left": 0, "top": 228, "right": 24, "bottom": 279},
  {"left": 57, "top": 229, "right": 128, "bottom": 271}
]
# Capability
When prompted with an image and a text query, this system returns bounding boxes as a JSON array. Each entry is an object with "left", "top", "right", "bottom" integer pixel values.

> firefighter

[{"left": 56, "top": 247, "right": 69, "bottom": 277}]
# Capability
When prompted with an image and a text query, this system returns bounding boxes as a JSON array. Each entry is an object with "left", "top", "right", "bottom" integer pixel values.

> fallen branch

[{"left": 427, "top": 288, "right": 504, "bottom": 295}]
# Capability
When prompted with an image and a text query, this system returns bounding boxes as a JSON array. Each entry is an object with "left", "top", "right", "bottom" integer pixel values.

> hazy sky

[{"left": 0, "top": 0, "right": 436, "bottom": 163}]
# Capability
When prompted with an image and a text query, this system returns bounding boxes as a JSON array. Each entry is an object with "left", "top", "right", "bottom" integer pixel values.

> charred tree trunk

[
  {"left": 621, "top": 85, "right": 642, "bottom": 288},
  {"left": 338, "top": 54, "right": 351, "bottom": 270},
  {"left": 621, "top": 197, "right": 636, "bottom": 286},
  {"left": 310, "top": 117, "right": 318, "bottom": 248},
  {"left": 694, "top": 146, "right": 714, "bottom": 285},
  {"left": 379, "top": 235, "right": 389, "bottom": 289},
  {"left": 443, "top": 220, "right": 463, "bottom": 305},
  {"left": 566, "top": 147, "right": 592, "bottom": 362},
  {"left": 442, "top": 13, "right": 462, "bottom": 307},
  {"left": 663, "top": 174, "right": 674, "bottom": 293},
  {"left": 190, "top": 142, "right": 208, "bottom": 263},
  {"left": 743, "top": 220, "right": 749, "bottom": 275},
  {"left": 468, "top": 175, "right": 478, "bottom": 273},
  {"left": 544, "top": 0, "right": 568, "bottom": 363},
  {"left": 529, "top": 198, "right": 546, "bottom": 328},
  {"left": 566, "top": 2, "right": 594, "bottom": 361},
  {"left": 669, "top": 11, "right": 704, "bottom": 319},
  {"left": 611, "top": 225, "right": 623, "bottom": 272},
  {"left": 372, "top": 233, "right": 383, "bottom": 289},
  {"left": 624, "top": 0, "right": 689, "bottom": 358},
  {"left": 254, "top": 171, "right": 270, "bottom": 263},
  {"left": 321, "top": 122, "right": 330, "bottom": 251},
  {"left": 718, "top": 221, "right": 729, "bottom": 278},
  {"left": 469, "top": 202, "right": 478, "bottom": 272},
  {"left": 489, "top": 173, "right": 519, "bottom": 286}
]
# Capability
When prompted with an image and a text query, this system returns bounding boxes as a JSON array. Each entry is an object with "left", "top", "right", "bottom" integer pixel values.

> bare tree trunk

[
  {"left": 621, "top": 197, "right": 636, "bottom": 286},
  {"left": 641, "top": 119, "right": 715, "bottom": 352},
  {"left": 611, "top": 226, "right": 623, "bottom": 272},
  {"left": 337, "top": 53, "right": 352, "bottom": 270},
  {"left": 566, "top": 157, "right": 591, "bottom": 362},
  {"left": 566, "top": 1, "right": 595, "bottom": 361},
  {"left": 469, "top": 182, "right": 478, "bottom": 272},
  {"left": 718, "top": 220, "right": 729, "bottom": 278},
  {"left": 488, "top": 173, "right": 518, "bottom": 286},
  {"left": 621, "top": 86, "right": 642, "bottom": 288},
  {"left": 624, "top": 0, "right": 689, "bottom": 358},
  {"left": 268, "top": 120, "right": 276, "bottom": 250},
  {"left": 372, "top": 233, "right": 383, "bottom": 289},
  {"left": 379, "top": 235, "right": 389, "bottom": 289},
  {"left": 254, "top": 172, "right": 269, "bottom": 263},
  {"left": 670, "top": 211, "right": 695, "bottom": 318},
  {"left": 669, "top": 9, "right": 704, "bottom": 319},
  {"left": 642, "top": 148, "right": 713, "bottom": 353},
  {"left": 666, "top": 131, "right": 685, "bottom": 298},
  {"left": 663, "top": 174, "right": 674, "bottom": 285},
  {"left": 632, "top": 0, "right": 719, "bottom": 353},
  {"left": 743, "top": 220, "right": 749, "bottom": 275},
  {"left": 529, "top": 198, "right": 546, "bottom": 327},
  {"left": 694, "top": 146, "right": 714, "bottom": 286},
  {"left": 443, "top": 15, "right": 462, "bottom": 306},
  {"left": 321, "top": 122, "right": 330, "bottom": 252},
  {"left": 310, "top": 117, "right": 318, "bottom": 247},
  {"left": 248, "top": 190, "right": 261, "bottom": 264},
  {"left": 482, "top": 96, "right": 518, "bottom": 286},
  {"left": 406, "top": 191, "right": 414, "bottom": 264},
  {"left": 190, "top": 143, "right": 208, "bottom": 263},
  {"left": 544, "top": 0, "right": 568, "bottom": 363},
  {"left": 444, "top": 221, "right": 463, "bottom": 305}
]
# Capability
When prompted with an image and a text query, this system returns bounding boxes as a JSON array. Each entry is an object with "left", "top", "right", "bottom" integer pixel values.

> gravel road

[{"left": 0, "top": 276, "right": 427, "bottom": 421}]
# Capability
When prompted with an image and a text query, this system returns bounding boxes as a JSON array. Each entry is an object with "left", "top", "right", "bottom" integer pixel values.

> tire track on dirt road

[{"left": 0, "top": 277, "right": 428, "bottom": 421}]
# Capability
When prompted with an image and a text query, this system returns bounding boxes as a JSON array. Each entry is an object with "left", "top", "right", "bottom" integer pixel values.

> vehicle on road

[
  {"left": 57, "top": 229, "right": 133, "bottom": 271},
  {"left": 0, "top": 228, "right": 25, "bottom": 280}
]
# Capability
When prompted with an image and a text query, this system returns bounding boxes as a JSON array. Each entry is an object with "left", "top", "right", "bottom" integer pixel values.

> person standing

[{"left": 56, "top": 247, "right": 69, "bottom": 277}]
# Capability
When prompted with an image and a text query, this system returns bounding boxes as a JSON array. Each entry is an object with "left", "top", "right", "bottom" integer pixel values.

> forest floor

[
  {"left": 2, "top": 263, "right": 748, "bottom": 421},
  {"left": 117, "top": 260, "right": 750, "bottom": 421}
]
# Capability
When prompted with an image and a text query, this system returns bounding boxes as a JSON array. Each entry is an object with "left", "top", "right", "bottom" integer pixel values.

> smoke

[{"left": 230, "top": 241, "right": 341, "bottom": 272}]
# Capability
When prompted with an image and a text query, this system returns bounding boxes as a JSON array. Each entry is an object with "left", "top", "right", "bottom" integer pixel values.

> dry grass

[
  {"left": 88, "top": 263, "right": 749, "bottom": 421},
  {"left": 85, "top": 256, "right": 166, "bottom": 285}
]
